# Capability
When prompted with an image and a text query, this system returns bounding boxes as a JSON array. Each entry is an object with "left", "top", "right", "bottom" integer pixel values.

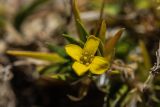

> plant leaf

[
  {"left": 63, "top": 34, "right": 84, "bottom": 47},
  {"left": 104, "top": 28, "right": 124, "bottom": 61},
  {"left": 97, "top": 20, "right": 107, "bottom": 55},
  {"left": 38, "top": 64, "right": 60, "bottom": 75},
  {"left": 6, "top": 50, "right": 67, "bottom": 63},
  {"left": 110, "top": 85, "right": 128, "bottom": 107},
  {"left": 46, "top": 43, "right": 66, "bottom": 57},
  {"left": 72, "top": 0, "right": 89, "bottom": 42},
  {"left": 76, "top": 19, "right": 89, "bottom": 41}
]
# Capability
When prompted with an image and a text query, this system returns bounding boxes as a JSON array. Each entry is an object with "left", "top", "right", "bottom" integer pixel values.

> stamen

[
  {"left": 86, "top": 63, "right": 90, "bottom": 66},
  {"left": 80, "top": 61, "right": 83, "bottom": 64},
  {"left": 90, "top": 55, "right": 94, "bottom": 57},
  {"left": 80, "top": 51, "right": 94, "bottom": 65},
  {"left": 84, "top": 52, "right": 88, "bottom": 55},
  {"left": 83, "top": 56, "right": 88, "bottom": 60},
  {"left": 90, "top": 58, "right": 93, "bottom": 62}
]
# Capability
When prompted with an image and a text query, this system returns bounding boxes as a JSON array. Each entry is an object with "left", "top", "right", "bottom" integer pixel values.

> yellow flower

[{"left": 65, "top": 35, "right": 109, "bottom": 76}]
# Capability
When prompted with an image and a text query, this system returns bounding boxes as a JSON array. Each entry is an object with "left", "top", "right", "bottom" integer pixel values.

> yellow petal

[
  {"left": 90, "top": 56, "right": 109, "bottom": 74},
  {"left": 65, "top": 44, "right": 82, "bottom": 61},
  {"left": 83, "top": 35, "right": 100, "bottom": 55},
  {"left": 72, "top": 62, "right": 89, "bottom": 76}
]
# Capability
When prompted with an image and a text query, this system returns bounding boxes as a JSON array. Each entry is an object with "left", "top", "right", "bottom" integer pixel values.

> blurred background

[{"left": 0, "top": 0, "right": 160, "bottom": 107}]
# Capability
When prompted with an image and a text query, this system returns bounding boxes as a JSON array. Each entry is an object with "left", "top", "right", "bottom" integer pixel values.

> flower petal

[
  {"left": 83, "top": 35, "right": 100, "bottom": 55},
  {"left": 90, "top": 56, "right": 109, "bottom": 74},
  {"left": 65, "top": 44, "right": 82, "bottom": 61},
  {"left": 72, "top": 62, "right": 89, "bottom": 76}
]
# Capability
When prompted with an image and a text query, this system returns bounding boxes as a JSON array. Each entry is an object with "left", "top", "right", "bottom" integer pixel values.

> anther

[
  {"left": 90, "top": 58, "right": 93, "bottom": 62},
  {"left": 84, "top": 52, "right": 88, "bottom": 55},
  {"left": 90, "top": 55, "right": 94, "bottom": 58},
  {"left": 80, "top": 61, "right": 83, "bottom": 64},
  {"left": 83, "top": 56, "right": 88, "bottom": 60},
  {"left": 86, "top": 62, "right": 90, "bottom": 66}
]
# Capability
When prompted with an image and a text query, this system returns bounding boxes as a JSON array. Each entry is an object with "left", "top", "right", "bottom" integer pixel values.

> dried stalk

[{"left": 143, "top": 41, "right": 160, "bottom": 89}]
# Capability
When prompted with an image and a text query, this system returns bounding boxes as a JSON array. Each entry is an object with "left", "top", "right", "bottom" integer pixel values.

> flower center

[{"left": 80, "top": 52, "right": 94, "bottom": 66}]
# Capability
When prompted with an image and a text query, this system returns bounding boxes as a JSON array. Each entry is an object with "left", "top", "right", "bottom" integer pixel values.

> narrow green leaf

[
  {"left": 110, "top": 85, "right": 128, "bottom": 107},
  {"left": 38, "top": 64, "right": 60, "bottom": 74},
  {"left": 76, "top": 19, "right": 89, "bottom": 41},
  {"left": 104, "top": 28, "right": 124, "bottom": 61},
  {"left": 72, "top": 0, "right": 89, "bottom": 42},
  {"left": 39, "top": 65, "right": 69, "bottom": 80},
  {"left": 49, "top": 74, "right": 68, "bottom": 80},
  {"left": 46, "top": 43, "right": 66, "bottom": 57},
  {"left": 63, "top": 34, "right": 84, "bottom": 47},
  {"left": 39, "top": 64, "right": 70, "bottom": 80},
  {"left": 6, "top": 50, "right": 67, "bottom": 63}
]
